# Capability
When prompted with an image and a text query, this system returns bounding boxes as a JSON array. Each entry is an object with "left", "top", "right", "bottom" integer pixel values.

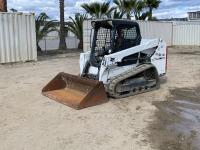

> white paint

[
  {"left": 88, "top": 66, "right": 98, "bottom": 74},
  {"left": 79, "top": 51, "right": 90, "bottom": 74},
  {"left": 100, "top": 64, "right": 137, "bottom": 84},
  {"left": 151, "top": 39, "right": 167, "bottom": 75}
]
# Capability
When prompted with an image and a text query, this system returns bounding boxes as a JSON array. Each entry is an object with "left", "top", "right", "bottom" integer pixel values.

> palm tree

[
  {"left": 10, "top": 8, "right": 18, "bottom": 12},
  {"left": 112, "top": 9, "right": 125, "bottom": 19},
  {"left": 59, "top": 0, "right": 67, "bottom": 50},
  {"left": 144, "top": 0, "right": 161, "bottom": 20},
  {"left": 81, "top": 2, "right": 115, "bottom": 19},
  {"left": 35, "top": 13, "right": 57, "bottom": 51},
  {"left": 113, "top": 0, "right": 136, "bottom": 19},
  {"left": 66, "top": 13, "right": 87, "bottom": 50},
  {"left": 134, "top": 0, "right": 147, "bottom": 20},
  {"left": 138, "top": 11, "right": 150, "bottom": 20}
]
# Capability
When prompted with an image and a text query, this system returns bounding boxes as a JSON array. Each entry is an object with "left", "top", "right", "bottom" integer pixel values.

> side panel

[
  {"left": 99, "top": 64, "right": 137, "bottom": 84},
  {"left": 102, "top": 38, "right": 160, "bottom": 67},
  {"left": 79, "top": 51, "right": 90, "bottom": 74},
  {"left": 151, "top": 39, "right": 167, "bottom": 75},
  {"left": 88, "top": 66, "right": 98, "bottom": 74}
]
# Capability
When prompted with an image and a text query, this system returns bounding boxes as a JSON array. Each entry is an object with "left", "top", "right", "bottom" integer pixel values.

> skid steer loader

[{"left": 42, "top": 19, "right": 167, "bottom": 110}]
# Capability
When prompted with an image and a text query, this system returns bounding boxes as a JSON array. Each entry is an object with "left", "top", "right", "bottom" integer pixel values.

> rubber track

[{"left": 107, "top": 64, "right": 160, "bottom": 98}]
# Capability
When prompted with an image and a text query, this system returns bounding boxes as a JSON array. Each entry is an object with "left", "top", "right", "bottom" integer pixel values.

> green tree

[
  {"left": 66, "top": 13, "right": 87, "bottom": 50},
  {"left": 113, "top": 0, "right": 152, "bottom": 20},
  {"left": 138, "top": 11, "right": 150, "bottom": 20},
  {"left": 134, "top": 0, "right": 147, "bottom": 20},
  {"left": 59, "top": 0, "right": 67, "bottom": 50},
  {"left": 81, "top": 2, "right": 115, "bottom": 19},
  {"left": 144, "top": 0, "right": 161, "bottom": 20},
  {"left": 35, "top": 13, "right": 57, "bottom": 51},
  {"left": 113, "top": 0, "right": 136, "bottom": 19},
  {"left": 10, "top": 8, "right": 18, "bottom": 12},
  {"left": 112, "top": 9, "right": 125, "bottom": 19}
]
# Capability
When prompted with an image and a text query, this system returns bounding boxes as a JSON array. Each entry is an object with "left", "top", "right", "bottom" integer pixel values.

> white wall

[
  {"left": 137, "top": 21, "right": 173, "bottom": 46},
  {"left": 0, "top": 13, "right": 37, "bottom": 63},
  {"left": 173, "top": 23, "right": 200, "bottom": 46}
]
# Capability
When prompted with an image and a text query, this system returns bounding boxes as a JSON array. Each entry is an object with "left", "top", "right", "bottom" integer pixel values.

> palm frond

[
  {"left": 81, "top": 2, "right": 112, "bottom": 18},
  {"left": 35, "top": 13, "right": 57, "bottom": 43},
  {"left": 113, "top": 0, "right": 136, "bottom": 19},
  {"left": 65, "top": 13, "right": 87, "bottom": 49}
]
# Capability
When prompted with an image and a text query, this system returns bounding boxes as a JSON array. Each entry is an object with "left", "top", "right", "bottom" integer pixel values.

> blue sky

[{"left": 8, "top": 0, "right": 200, "bottom": 20}]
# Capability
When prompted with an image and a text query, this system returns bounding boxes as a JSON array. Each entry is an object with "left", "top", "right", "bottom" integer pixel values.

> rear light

[{"left": 165, "top": 47, "right": 168, "bottom": 72}]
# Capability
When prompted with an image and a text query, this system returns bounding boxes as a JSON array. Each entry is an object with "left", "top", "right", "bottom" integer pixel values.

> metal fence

[
  {"left": 137, "top": 21, "right": 173, "bottom": 46},
  {"left": 173, "top": 23, "right": 200, "bottom": 45},
  {"left": 39, "top": 28, "right": 79, "bottom": 50},
  {"left": 39, "top": 37, "right": 79, "bottom": 51},
  {"left": 0, "top": 13, "right": 37, "bottom": 63}
]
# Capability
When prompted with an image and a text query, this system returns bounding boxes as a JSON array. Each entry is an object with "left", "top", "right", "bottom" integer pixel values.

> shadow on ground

[{"left": 148, "top": 87, "right": 200, "bottom": 150}]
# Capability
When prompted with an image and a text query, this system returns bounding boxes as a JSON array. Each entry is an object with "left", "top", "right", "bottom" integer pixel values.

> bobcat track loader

[{"left": 42, "top": 19, "right": 167, "bottom": 110}]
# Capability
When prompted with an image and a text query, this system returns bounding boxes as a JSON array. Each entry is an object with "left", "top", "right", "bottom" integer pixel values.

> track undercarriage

[{"left": 107, "top": 64, "right": 160, "bottom": 98}]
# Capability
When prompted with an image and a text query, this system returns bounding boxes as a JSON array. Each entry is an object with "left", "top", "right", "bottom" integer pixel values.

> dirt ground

[
  {"left": 0, "top": 46, "right": 200, "bottom": 150},
  {"left": 149, "top": 87, "right": 200, "bottom": 150}
]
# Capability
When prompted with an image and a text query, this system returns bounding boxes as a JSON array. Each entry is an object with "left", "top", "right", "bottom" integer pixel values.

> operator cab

[{"left": 90, "top": 19, "right": 141, "bottom": 67}]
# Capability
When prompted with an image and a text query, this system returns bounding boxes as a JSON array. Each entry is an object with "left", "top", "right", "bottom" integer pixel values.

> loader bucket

[{"left": 42, "top": 72, "right": 108, "bottom": 110}]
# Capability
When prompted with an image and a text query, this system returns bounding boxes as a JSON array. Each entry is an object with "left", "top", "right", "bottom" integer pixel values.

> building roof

[{"left": 188, "top": 11, "right": 200, "bottom": 13}]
